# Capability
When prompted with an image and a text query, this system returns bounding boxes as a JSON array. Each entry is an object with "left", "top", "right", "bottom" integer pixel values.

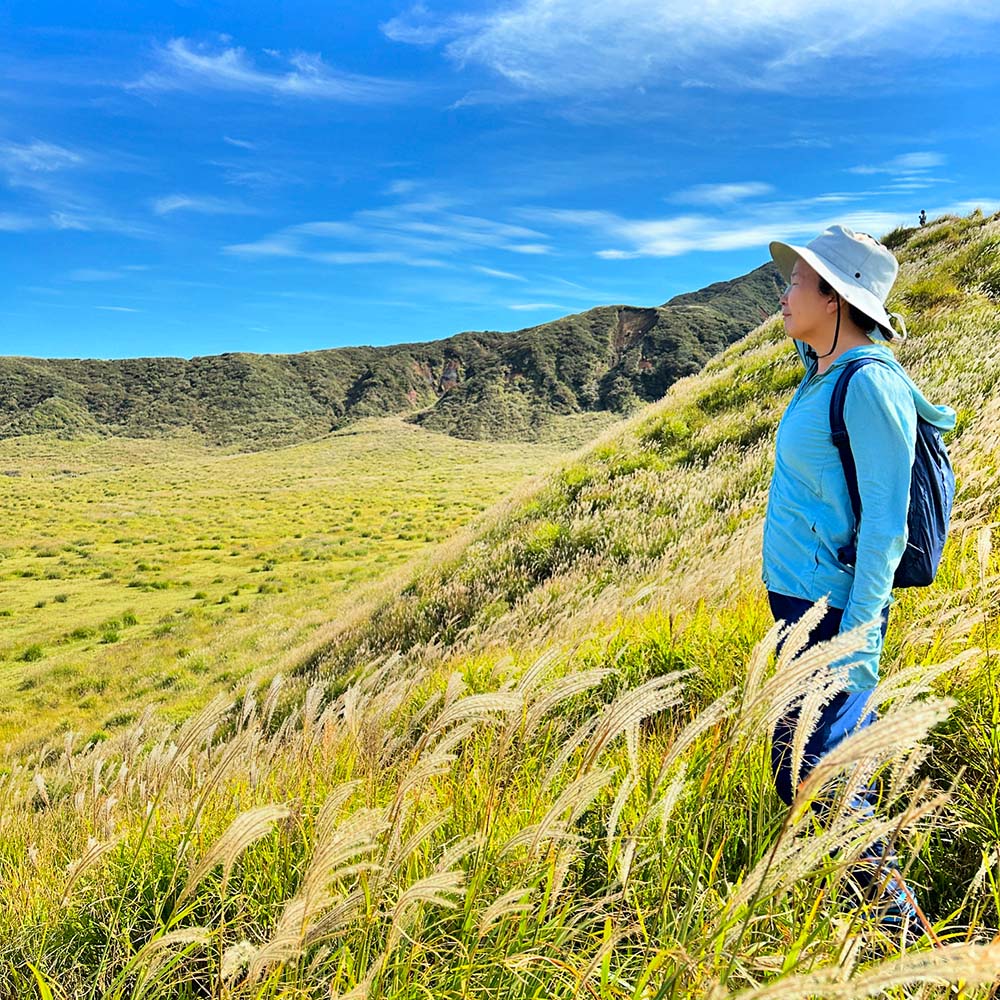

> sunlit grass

[
  {"left": 1, "top": 211, "right": 999, "bottom": 998},
  {"left": 0, "top": 416, "right": 584, "bottom": 749}
]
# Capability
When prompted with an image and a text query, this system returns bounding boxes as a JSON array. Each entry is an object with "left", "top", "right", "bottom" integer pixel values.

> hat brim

[{"left": 769, "top": 239, "right": 900, "bottom": 340}]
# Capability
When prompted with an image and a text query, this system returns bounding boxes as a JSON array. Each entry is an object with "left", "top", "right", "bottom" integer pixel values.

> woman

[{"left": 762, "top": 225, "right": 955, "bottom": 943}]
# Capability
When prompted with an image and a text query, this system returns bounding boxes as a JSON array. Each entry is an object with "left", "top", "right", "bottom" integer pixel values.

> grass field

[
  {"left": 1, "top": 213, "right": 998, "bottom": 998},
  {"left": 0, "top": 413, "right": 615, "bottom": 750}
]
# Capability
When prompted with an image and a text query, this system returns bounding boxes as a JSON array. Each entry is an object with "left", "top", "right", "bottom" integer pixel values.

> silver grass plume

[
  {"left": 262, "top": 673, "right": 283, "bottom": 728},
  {"left": 60, "top": 836, "right": 120, "bottom": 905},
  {"left": 648, "top": 763, "right": 688, "bottom": 844},
  {"left": 478, "top": 886, "right": 536, "bottom": 936},
  {"left": 387, "top": 808, "right": 450, "bottom": 877},
  {"left": 648, "top": 687, "right": 736, "bottom": 798},
  {"left": 515, "top": 645, "right": 567, "bottom": 700},
  {"left": 178, "top": 803, "right": 291, "bottom": 903},
  {"left": 502, "top": 767, "right": 614, "bottom": 855},
  {"left": 796, "top": 699, "right": 953, "bottom": 803},
  {"left": 860, "top": 655, "right": 969, "bottom": 720},
  {"left": 541, "top": 715, "right": 598, "bottom": 793},
  {"left": 742, "top": 617, "right": 787, "bottom": 710},
  {"left": 740, "top": 626, "right": 871, "bottom": 736},
  {"left": 429, "top": 691, "right": 524, "bottom": 736},
  {"left": 220, "top": 939, "right": 256, "bottom": 981},
  {"left": 247, "top": 808, "right": 384, "bottom": 982},
  {"left": 790, "top": 673, "right": 843, "bottom": 795},
  {"left": 724, "top": 941, "right": 1000, "bottom": 998},
  {"left": 435, "top": 833, "right": 481, "bottom": 873},
  {"left": 605, "top": 771, "right": 638, "bottom": 852},
  {"left": 444, "top": 670, "right": 466, "bottom": 708},
  {"left": 977, "top": 523, "right": 992, "bottom": 590},
  {"left": 525, "top": 668, "right": 613, "bottom": 732},
  {"left": 384, "top": 869, "right": 465, "bottom": 956},
  {"left": 582, "top": 671, "right": 687, "bottom": 770},
  {"left": 173, "top": 693, "right": 233, "bottom": 758},
  {"left": 127, "top": 927, "right": 210, "bottom": 994}
]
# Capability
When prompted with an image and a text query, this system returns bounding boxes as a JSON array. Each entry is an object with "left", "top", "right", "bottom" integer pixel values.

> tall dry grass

[{"left": 2, "top": 210, "right": 999, "bottom": 998}]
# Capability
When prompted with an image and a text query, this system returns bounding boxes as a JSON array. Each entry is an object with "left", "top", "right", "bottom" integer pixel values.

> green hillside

[
  {"left": 2, "top": 212, "right": 999, "bottom": 997},
  {"left": 0, "top": 265, "right": 782, "bottom": 447}
]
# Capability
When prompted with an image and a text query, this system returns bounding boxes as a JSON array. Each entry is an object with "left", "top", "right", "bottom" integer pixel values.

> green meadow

[
  {"left": 1, "top": 213, "right": 999, "bottom": 998},
  {"left": 0, "top": 413, "right": 615, "bottom": 750}
]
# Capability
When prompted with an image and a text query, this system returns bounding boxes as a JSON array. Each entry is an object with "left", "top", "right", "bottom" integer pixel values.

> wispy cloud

[
  {"left": 225, "top": 195, "right": 553, "bottom": 268},
  {"left": 151, "top": 193, "right": 252, "bottom": 215},
  {"left": 383, "top": 1, "right": 998, "bottom": 95},
  {"left": 525, "top": 199, "right": 923, "bottom": 260},
  {"left": 0, "top": 139, "right": 88, "bottom": 201},
  {"left": 381, "top": 3, "right": 463, "bottom": 45},
  {"left": 95, "top": 305, "right": 140, "bottom": 313},
  {"left": 129, "top": 37, "right": 412, "bottom": 103},
  {"left": 0, "top": 211, "right": 40, "bottom": 231},
  {"left": 385, "top": 179, "right": 421, "bottom": 196},
  {"left": 508, "top": 302, "right": 566, "bottom": 311},
  {"left": 473, "top": 265, "right": 527, "bottom": 281},
  {"left": 70, "top": 268, "right": 125, "bottom": 281},
  {"left": 0, "top": 139, "right": 84, "bottom": 176},
  {"left": 223, "top": 135, "right": 256, "bottom": 149},
  {"left": 848, "top": 151, "right": 947, "bottom": 176},
  {"left": 672, "top": 181, "right": 774, "bottom": 206}
]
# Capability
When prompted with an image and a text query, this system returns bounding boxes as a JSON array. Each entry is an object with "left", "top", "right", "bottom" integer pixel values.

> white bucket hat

[{"left": 769, "top": 224, "right": 907, "bottom": 340}]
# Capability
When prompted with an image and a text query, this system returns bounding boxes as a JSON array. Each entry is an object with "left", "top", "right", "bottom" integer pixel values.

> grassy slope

[
  {"left": 1, "top": 213, "right": 999, "bottom": 998},
  {"left": 0, "top": 416, "right": 597, "bottom": 750}
]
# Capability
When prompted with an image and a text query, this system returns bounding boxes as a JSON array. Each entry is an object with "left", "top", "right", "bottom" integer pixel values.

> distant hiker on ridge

[{"left": 762, "top": 224, "right": 955, "bottom": 945}]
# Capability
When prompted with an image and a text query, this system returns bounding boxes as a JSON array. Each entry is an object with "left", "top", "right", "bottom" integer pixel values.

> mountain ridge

[{"left": 0, "top": 263, "right": 783, "bottom": 447}]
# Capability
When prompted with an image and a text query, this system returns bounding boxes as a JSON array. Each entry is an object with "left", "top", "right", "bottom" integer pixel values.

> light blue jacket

[{"left": 762, "top": 341, "right": 955, "bottom": 690}]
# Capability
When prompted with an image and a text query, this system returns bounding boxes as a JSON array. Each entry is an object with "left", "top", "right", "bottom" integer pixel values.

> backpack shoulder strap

[{"left": 829, "top": 356, "right": 882, "bottom": 532}]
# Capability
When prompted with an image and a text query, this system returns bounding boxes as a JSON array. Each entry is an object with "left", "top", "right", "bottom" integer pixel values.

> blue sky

[{"left": 2, "top": 1, "right": 998, "bottom": 359}]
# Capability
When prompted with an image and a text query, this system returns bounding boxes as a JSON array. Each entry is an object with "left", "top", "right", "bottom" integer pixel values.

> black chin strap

[{"left": 816, "top": 295, "right": 842, "bottom": 360}]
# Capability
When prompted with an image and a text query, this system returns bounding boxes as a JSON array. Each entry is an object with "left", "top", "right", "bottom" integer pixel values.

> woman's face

[{"left": 779, "top": 258, "right": 837, "bottom": 347}]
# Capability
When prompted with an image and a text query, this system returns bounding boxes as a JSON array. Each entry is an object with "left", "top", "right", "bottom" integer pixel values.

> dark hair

[{"left": 817, "top": 275, "right": 879, "bottom": 333}]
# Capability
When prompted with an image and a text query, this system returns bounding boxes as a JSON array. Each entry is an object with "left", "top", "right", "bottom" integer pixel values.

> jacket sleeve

[{"left": 838, "top": 365, "right": 917, "bottom": 689}]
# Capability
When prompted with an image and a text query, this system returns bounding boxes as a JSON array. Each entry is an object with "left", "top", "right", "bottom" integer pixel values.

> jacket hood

[{"left": 793, "top": 340, "right": 956, "bottom": 431}]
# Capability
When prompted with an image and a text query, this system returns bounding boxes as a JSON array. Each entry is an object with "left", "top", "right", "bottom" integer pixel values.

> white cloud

[
  {"left": 0, "top": 140, "right": 87, "bottom": 199},
  {"left": 383, "top": 1, "right": 997, "bottom": 95},
  {"left": 50, "top": 211, "right": 91, "bottom": 231},
  {"left": 152, "top": 194, "right": 251, "bottom": 215},
  {"left": 70, "top": 268, "right": 124, "bottom": 281},
  {"left": 223, "top": 135, "right": 256, "bottom": 149},
  {"left": 225, "top": 235, "right": 301, "bottom": 257},
  {"left": 535, "top": 201, "right": 924, "bottom": 259},
  {"left": 673, "top": 182, "right": 774, "bottom": 206},
  {"left": 227, "top": 196, "right": 554, "bottom": 267},
  {"left": 95, "top": 305, "right": 140, "bottom": 313},
  {"left": 130, "top": 38, "right": 411, "bottom": 103},
  {"left": 0, "top": 140, "right": 84, "bottom": 174},
  {"left": 473, "top": 266, "right": 527, "bottom": 281},
  {"left": 385, "top": 179, "right": 420, "bottom": 196},
  {"left": 849, "top": 151, "right": 947, "bottom": 176},
  {"left": 381, "top": 4, "right": 464, "bottom": 45},
  {"left": 0, "top": 212, "right": 39, "bottom": 231},
  {"left": 507, "top": 243, "right": 551, "bottom": 255},
  {"left": 508, "top": 302, "right": 566, "bottom": 311},
  {"left": 312, "top": 251, "right": 447, "bottom": 267}
]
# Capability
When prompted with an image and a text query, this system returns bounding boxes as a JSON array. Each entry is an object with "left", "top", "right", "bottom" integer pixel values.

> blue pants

[
  {"left": 767, "top": 592, "right": 923, "bottom": 929},
  {"left": 767, "top": 591, "right": 886, "bottom": 807}
]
